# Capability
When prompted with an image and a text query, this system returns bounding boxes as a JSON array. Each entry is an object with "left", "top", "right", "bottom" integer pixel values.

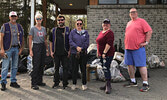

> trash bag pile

[{"left": 147, "top": 54, "right": 165, "bottom": 68}]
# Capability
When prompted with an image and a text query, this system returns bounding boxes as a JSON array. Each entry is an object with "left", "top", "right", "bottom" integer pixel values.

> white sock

[
  {"left": 130, "top": 78, "right": 136, "bottom": 83},
  {"left": 143, "top": 81, "right": 148, "bottom": 85}
]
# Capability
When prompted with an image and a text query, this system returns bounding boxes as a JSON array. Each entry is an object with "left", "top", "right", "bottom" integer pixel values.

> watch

[{"left": 145, "top": 41, "right": 149, "bottom": 45}]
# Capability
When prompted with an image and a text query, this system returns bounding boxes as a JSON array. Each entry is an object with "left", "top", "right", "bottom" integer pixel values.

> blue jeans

[
  {"left": 100, "top": 56, "right": 113, "bottom": 79},
  {"left": 0, "top": 47, "right": 19, "bottom": 84}
]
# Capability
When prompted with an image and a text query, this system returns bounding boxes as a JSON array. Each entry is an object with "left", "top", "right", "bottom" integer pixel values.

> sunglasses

[
  {"left": 58, "top": 19, "right": 64, "bottom": 21},
  {"left": 77, "top": 23, "right": 83, "bottom": 26},
  {"left": 130, "top": 11, "right": 137, "bottom": 14},
  {"left": 11, "top": 15, "right": 17, "bottom": 17},
  {"left": 36, "top": 18, "right": 42, "bottom": 20}
]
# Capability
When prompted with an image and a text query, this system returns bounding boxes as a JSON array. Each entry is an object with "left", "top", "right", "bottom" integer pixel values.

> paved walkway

[{"left": 0, "top": 68, "right": 167, "bottom": 100}]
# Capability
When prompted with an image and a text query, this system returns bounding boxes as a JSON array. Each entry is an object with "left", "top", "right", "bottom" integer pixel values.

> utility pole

[{"left": 31, "top": 0, "right": 35, "bottom": 28}]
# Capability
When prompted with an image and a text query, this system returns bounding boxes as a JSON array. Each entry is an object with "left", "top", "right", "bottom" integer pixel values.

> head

[
  {"left": 35, "top": 13, "right": 43, "bottom": 25},
  {"left": 9, "top": 11, "right": 18, "bottom": 23},
  {"left": 57, "top": 15, "right": 65, "bottom": 27},
  {"left": 129, "top": 8, "right": 138, "bottom": 20},
  {"left": 102, "top": 19, "right": 111, "bottom": 31},
  {"left": 75, "top": 19, "right": 83, "bottom": 30}
]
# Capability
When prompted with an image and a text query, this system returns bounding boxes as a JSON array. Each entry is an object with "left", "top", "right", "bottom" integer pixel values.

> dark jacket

[
  {"left": 51, "top": 27, "right": 70, "bottom": 53},
  {"left": 69, "top": 29, "right": 89, "bottom": 54}
]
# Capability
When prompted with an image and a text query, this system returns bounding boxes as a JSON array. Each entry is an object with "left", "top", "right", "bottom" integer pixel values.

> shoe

[
  {"left": 31, "top": 85, "right": 39, "bottom": 90},
  {"left": 71, "top": 85, "right": 76, "bottom": 90},
  {"left": 140, "top": 84, "right": 150, "bottom": 92},
  {"left": 10, "top": 82, "right": 20, "bottom": 88},
  {"left": 100, "top": 85, "right": 106, "bottom": 90},
  {"left": 123, "top": 81, "right": 138, "bottom": 87},
  {"left": 37, "top": 83, "right": 46, "bottom": 86},
  {"left": 1, "top": 83, "right": 6, "bottom": 91},
  {"left": 63, "top": 85, "right": 68, "bottom": 89},
  {"left": 52, "top": 83, "right": 59, "bottom": 88},
  {"left": 82, "top": 85, "right": 87, "bottom": 91},
  {"left": 105, "top": 79, "right": 111, "bottom": 94}
]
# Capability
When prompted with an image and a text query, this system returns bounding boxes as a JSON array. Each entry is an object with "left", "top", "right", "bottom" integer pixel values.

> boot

[
  {"left": 1, "top": 83, "right": 6, "bottom": 91},
  {"left": 99, "top": 83, "right": 106, "bottom": 90},
  {"left": 105, "top": 79, "right": 111, "bottom": 94}
]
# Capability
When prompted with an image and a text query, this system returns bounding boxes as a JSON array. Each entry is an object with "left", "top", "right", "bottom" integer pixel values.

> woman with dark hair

[
  {"left": 69, "top": 19, "right": 89, "bottom": 90},
  {"left": 96, "top": 19, "right": 115, "bottom": 94}
]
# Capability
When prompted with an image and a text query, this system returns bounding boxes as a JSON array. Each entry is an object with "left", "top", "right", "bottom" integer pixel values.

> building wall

[{"left": 87, "top": 5, "right": 167, "bottom": 62}]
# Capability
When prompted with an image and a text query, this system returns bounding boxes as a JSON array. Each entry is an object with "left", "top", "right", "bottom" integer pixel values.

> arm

[
  {"left": 44, "top": 35, "right": 49, "bottom": 56},
  {"left": 29, "top": 35, "right": 33, "bottom": 57},
  {"left": 140, "top": 30, "right": 153, "bottom": 47},
  {"left": 102, "top": 44, "right": 111, "bottom": 58},
  {"left": 19, "top": 37, "right": 24, "bottom": 55},
  {"left": 49, "top": 42, "right": 54, "bottom": 58},
  {"left": 69, "top": 31, "right": 80, "bottom": 52},
  {"left": 83, "top": 31, "right": 89, "bottom": 51},
  {"left": 0, "top": 33, "right": 5, "bottom": 56}
]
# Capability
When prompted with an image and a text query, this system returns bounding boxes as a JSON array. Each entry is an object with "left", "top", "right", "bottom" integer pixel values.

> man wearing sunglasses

[
  {"left": 0, "top": 11, "right": 24, "bottom": 91},
  {"left": 49, "top": 15, "right": 70, "bottom": 89},
  {"left": 124, "top": 8, "right": 152, "bottom": 92}
]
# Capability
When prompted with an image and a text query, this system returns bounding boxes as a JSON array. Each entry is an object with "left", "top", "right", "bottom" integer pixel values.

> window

[
  {"left": 119, "top": 0, "right": 137, "bottom": 4},
  {"left": 146, "top": 0, "right": 167, "bottom": 4},
  {"left": 99, "top": 0, "right": 117, "bottom": 4}
]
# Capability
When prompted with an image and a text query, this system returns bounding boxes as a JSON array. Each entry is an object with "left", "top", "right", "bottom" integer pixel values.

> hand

[
  {"left": 46, "top": 50, "right": 49, "bottom": 56},
  {"left": 50, "top": 51, "right": 54, "bottom": 58},
  {"left": 18, "top": 49, "right": 22, "bottom": 55},
  {"left": 140, "top": 42, "right": 148, "bottom": 47},
  {"left": 76, "top": 47, "right": 82, "bottom": 52},
  {"left": 102, "top": 54, "right": 106, "bottom": 59},
  {"left": 0, "top": 49, "right": 5, "bottom": 57},
  {"left": 29, "top": 50, "right": 33, "bottom": 57},
  {"left": 67, "top": 51, "right": 70, "bottom": 58}
]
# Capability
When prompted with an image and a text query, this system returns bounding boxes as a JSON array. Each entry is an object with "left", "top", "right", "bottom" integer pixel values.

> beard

[{"left": 59, "top": 23, "right": 64, "bottom": 27}]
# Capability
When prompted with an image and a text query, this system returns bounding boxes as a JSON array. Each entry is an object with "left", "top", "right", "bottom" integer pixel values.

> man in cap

[{"left": 0, "top": 11, "right": 24, "bottom": 91}]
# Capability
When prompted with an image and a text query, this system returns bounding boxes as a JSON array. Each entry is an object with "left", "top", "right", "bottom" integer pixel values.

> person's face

[
  {"left": 76, "top": 21, "right": 83, "bottom": 29},
  {"left": 102, "top": 22, "right": 110, "bottom": 30},
  {"left": 9, "top": 15, "right": 18, "bottom": 23},
  {"left": 129, "top": 9, "right": 138, "bottom": 19},
  {"left": 57, "top": 17, "right": 65, "bottom": 27},
  {"left": 35, "top": 17, "right": 43, "bottom": 24}
]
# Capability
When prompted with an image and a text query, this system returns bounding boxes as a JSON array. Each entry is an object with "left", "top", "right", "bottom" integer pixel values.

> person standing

[
  {"left": 49, "top": 15, "right": 70, "bottom": 89},
  {"left": 124, "top": 8, "right": 153, "bottom": 92},
  {"left": 29, "top": 13, "right": 49, "bottom": 90},
  {"left": 69, "top": 19, "right": 89, "bottom": 91},
  {"left": 96, "top": 19, "right": 115, "bottom": 94},
  {"left": 0, "top": 11, "right": 24, "bottom": 91}
]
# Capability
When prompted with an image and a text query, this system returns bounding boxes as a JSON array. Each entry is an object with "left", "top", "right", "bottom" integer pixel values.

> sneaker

[
  {"left": 10, "top": 82, "right": 20, "bottom": 88},
  {"left": 140, "top": 84, "right": 150, "bottom": 92},
  {"left": 1, "top": 83, "right": 6, "bottom": 91},
  {"left": 37, "top": 83, "right": 46, "bottom": 86},
  {"left": 31, "top": 85, "right": 39, "bottom": 90},
  {"left": 52, "top": 83, "right": 59, "bottom": 88},
  {"left": 124, "top": 81, "right": 138, "bottom": 87},
  {"left": 71, "top": 85, "right": 76, "bottom": 90},
  {"left": 82, "top": 85, "right": 87, "bottom": 90}
]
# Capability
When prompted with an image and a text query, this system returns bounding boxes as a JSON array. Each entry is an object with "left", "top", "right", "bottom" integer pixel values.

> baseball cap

[
  {"left": 9, "top": 11, "right": 17, "bottom": 17},
  {"left": 103, "top": 19, "right": 110, "bottom": 24}
]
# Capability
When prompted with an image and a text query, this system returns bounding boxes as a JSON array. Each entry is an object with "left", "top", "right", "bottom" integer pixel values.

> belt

[{"left": 11, "top": 45, "right": 19, "bottom": 47}]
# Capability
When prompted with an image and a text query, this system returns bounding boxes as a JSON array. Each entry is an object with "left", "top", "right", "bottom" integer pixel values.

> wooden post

[
  {"left": 139, "top": 0, "right": 146, "bottom": 5},
  {"left": 89, "top": 0, "right": 98, "bottom": 5},
  {"left": 42, "top": 0, "right": 47, "bottom": 29}
]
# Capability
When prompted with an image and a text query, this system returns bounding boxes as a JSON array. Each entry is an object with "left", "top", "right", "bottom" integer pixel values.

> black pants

[
  {"left": 31, "top": 43, "right": 46, "bottom": 86},
  {"left": 71, "top": 53, "right": 87, "bottom": 85},
  {"left": 53, "top": 55, "right": 69, "bottom": 86}
]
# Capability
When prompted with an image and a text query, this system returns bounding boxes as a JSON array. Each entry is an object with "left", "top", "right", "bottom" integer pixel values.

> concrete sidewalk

[{"left": 0, "top": 68, "right": 167, "bottom": 100}]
